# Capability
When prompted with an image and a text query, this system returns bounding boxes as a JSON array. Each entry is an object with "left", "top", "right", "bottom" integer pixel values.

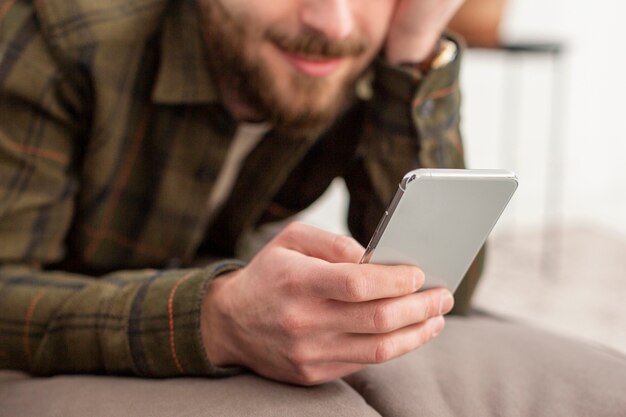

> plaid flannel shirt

[{"left": 0, "top": 0, "right": 479, "bottom": 377}]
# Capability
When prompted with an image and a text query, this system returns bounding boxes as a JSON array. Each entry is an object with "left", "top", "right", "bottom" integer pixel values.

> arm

[
  {"left": 0, "top": 1, "right": 240, "bottom": 377},
  {"left": 345, "top": 1, "right": 484, "bottom": 314},
  {"left": 384, "top": 0, "right": 465, "bottom": 65}
]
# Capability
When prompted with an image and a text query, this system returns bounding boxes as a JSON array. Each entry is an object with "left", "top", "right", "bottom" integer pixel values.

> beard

[{"left": 198, "top": 0, "right": 370, "bottom": 136}]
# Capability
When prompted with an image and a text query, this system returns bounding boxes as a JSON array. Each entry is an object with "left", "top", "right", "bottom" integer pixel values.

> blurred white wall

[{"left": 464, "top": 0, "right": 626, "bottom": 235}]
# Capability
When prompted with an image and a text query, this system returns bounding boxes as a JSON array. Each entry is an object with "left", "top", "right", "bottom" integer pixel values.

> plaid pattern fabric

[{"left": 0, "top": 0, "right": 476, "bottom": 377}]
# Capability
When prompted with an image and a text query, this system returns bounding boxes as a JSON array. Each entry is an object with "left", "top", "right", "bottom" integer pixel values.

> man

[{"left": 1, "top": 0, "right": 625, "bottom": 416}]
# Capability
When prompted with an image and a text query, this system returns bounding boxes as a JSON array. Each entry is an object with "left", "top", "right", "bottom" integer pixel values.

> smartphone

[{"left": 360, "top": 168, "right": 518, "bottom": 292}]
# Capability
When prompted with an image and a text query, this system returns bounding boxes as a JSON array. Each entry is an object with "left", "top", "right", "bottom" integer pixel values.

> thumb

[{"left": 274, "top": 221, "right": 365, "bottom": 263}]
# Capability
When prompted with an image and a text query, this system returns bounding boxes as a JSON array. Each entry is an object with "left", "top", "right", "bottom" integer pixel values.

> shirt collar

[{"left": 151, "top": 0, "right": 218, "bottom": 104}]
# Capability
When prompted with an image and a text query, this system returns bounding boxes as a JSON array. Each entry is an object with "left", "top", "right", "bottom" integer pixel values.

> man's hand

[
  {"left": 201, "top": 222, "right": 454, "bottom": 385},
  {"left": 385, "top": 0, "right": 464, "bottom": 65}
]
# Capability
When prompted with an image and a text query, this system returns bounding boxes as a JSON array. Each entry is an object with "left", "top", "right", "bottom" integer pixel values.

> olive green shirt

[{"left": 0, "top": 0, "right": 475, "bottom": 377}]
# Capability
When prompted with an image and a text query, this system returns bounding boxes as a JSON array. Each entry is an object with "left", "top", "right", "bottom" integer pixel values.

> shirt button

[{"left": 420, "top": 99, "right": 436, "bottom": 118}]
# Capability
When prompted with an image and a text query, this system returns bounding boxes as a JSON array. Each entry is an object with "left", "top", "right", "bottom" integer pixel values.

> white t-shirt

[{"left": 206, "top": 122, "right": 270, "bottom": 224}]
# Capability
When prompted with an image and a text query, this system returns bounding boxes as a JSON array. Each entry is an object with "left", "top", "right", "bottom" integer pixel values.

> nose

[{"left": 300, "top": 0, "right": 355, "bottom": 40}]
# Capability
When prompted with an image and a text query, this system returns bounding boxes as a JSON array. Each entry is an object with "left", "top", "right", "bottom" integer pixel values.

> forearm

[
  {"left": 384, "top": 0, "right": 465, "bottom": 65},
  {"left": 0, "top": 261, "right": 243, "bottom": 376},
  {"left": 351, "top": 34, "right": 465, "bottom": 206},
  {"left": 346, "top": 34, "right": 481, "bottom": 313}
]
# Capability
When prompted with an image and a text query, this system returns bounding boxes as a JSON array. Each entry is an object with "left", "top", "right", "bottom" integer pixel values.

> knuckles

[
  {"left": 276, "top": 309, "right": 311, "bottom": 336},
  {"left": 284, "top": 341, "right": 312, "bottom": 368},
  {"left": 275, "top": 311, "right": 324, "bottom": 385},
  {"left": 372, "top": 302, "right": 397, "bottom": 333},
  {"left": 342, "top": 271, "right": 369, "bottom": 302},
  {"left": 331, "top": 234, "right": 361, "bottom": 262},
  {"left": 277, "top": 221, "right": 307, "bottom": 244},
  {"left": 278, "top": 271, "right": 303, "bottom": 296},
  {"left": 292, "top": 366, "right": 325, "bottom": 386},
  {"left": 373, "top": 337, "right": 397, "bottom": 364},
  {"left": 370, "top": 328, "right": 430, "bottom": 365}
]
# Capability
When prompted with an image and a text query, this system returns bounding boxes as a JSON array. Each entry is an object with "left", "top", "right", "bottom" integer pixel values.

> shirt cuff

[
  {"left": 373, "top": 33, "right": 463, "bottom": 104},
  {"left": 129, "top": 260, "right": 245, "bottom": 377}
]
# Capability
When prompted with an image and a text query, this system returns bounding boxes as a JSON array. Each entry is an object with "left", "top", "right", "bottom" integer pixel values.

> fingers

[
  {"left": 285, "top": 316, "right": 446, "bottom": 367},
  {"left": 275, "top": 221, "right": 365, "bottom": 263},
  {"left": 324, "top": 288, "right": 454, "bottom": 334},
  {"left": 274, "top": 222, "right": 427, "bottom": 302},
  {"left": 319, "top": 316, "right": 446, "bottom": 365},
  {"left": 278, "top": 289, "right": 452, "bottom": 368},
  {"left": 339, "top": 316, "right": 445, "bottom": 364},
  {"left": 278, "top": 315, "right": 444, "bottom": 383},
  {"left": 305, "top": 262, "right": 425, "bottom": 302}
]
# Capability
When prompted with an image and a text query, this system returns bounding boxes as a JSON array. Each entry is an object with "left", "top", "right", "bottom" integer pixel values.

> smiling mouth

[{"left": 277, "top": 48, "right": 345, "bottom": 78}]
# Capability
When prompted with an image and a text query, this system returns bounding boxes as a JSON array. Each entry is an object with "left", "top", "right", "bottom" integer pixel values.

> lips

[{"left": 278, "top": 49, "right": 344, "bottom": 77}]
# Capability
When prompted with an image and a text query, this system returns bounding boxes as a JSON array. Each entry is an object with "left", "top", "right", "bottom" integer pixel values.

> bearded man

[{"left": 1, "top": 1, "right": 625, "bottom": 416}]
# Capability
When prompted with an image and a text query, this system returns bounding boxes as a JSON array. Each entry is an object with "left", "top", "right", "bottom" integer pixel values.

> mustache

[{"left": 266, "top": 29, "right": 368, "bottom": 59}]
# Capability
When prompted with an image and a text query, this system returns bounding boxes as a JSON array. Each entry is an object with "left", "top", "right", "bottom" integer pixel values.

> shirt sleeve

[
  {"left": 0, "top": 0, "right": 242, "bottom": 378},
  {"left": 344, "top": 34, "right": 485, "bottom": 314}
]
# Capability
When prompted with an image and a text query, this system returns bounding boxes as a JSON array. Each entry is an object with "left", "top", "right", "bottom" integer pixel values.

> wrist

[
  {"left": 385, "top": 34, "right": 442, "bottom": 66},
  {"left": 396, "top": 38, "right": 443, "bottom": 75},
  {"left": 389, "top": 38, "right": 458, "bottom": 78},
  {"left": 201, "top": 271, "right": 240, "bottom": 367}
]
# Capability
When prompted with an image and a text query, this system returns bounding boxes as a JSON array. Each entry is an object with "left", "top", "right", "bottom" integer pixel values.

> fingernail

[
  {"left": 431, "top": 316, "right": 445, "bottom": 338},
  {"left": 413, "top": 270, "right": 424, "bottom": 292},
  {"left": 439, "top": 292, "right": 454, "bottom": 315}
]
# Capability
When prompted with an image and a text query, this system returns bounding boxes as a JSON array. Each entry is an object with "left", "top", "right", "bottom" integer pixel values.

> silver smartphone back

[{"left": 360, "top": 169, "right": 518, "bottom": 292}]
